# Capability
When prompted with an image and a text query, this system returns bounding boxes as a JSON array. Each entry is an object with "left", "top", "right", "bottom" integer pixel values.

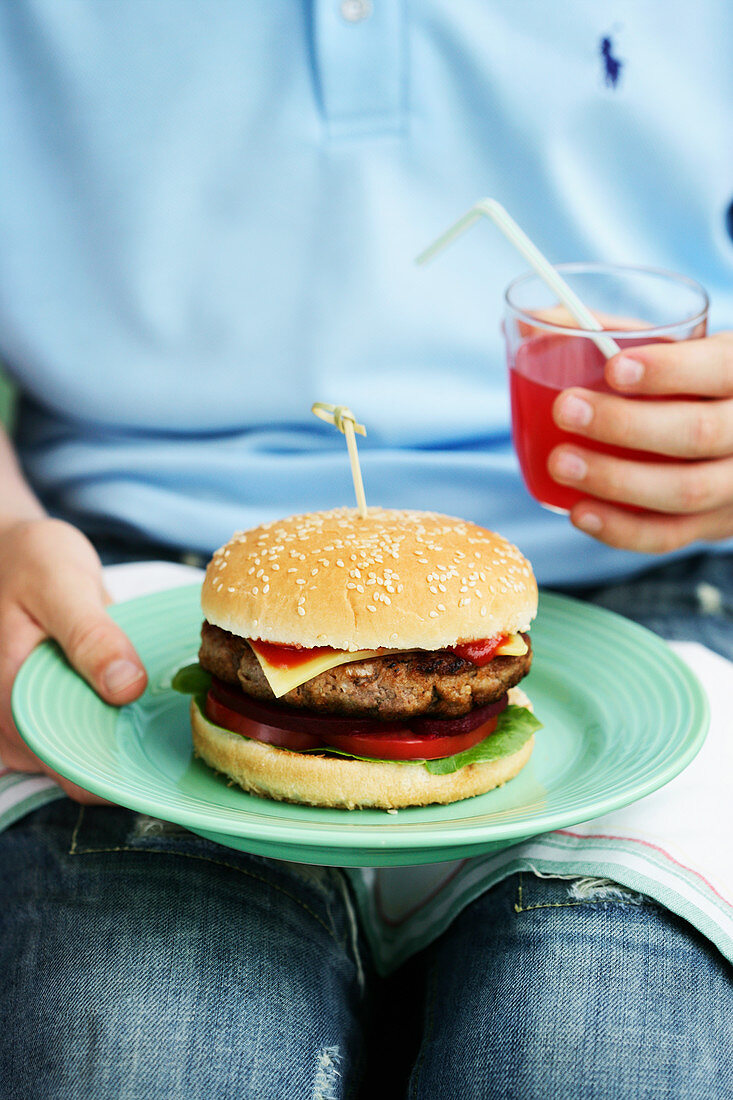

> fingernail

[
  {"left": 553, "top": 451, "right": 588, "bottom": 481},
  {"left": 103, "top": 659, "right": 144, "bottom": 695},
  {"left": 576, "top": 511, "right": 603, "bottom": 534},
  {"left": 611, "top": 355, "right": 644, "bottom": 387},
  {"left": 557, "top": 394, "right": 593, "bottom": 429}
]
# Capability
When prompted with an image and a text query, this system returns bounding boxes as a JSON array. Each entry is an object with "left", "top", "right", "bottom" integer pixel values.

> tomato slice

[
  {"left": 317, "top": 716, "right": 499, "bottom": 761},
  {"left": 205, "top": 692, "right": 324, "bottom": 750},
  {"left": 204, "top": 687, "right": 499, "bottom": 761}
]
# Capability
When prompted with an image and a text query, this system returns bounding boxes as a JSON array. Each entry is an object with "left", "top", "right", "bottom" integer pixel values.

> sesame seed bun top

[{"left": 201, "top": 508, "right": 538, "bottom": 651}]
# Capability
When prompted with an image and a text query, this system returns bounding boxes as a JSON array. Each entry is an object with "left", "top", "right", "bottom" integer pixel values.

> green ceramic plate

[{"left": 13, "top": 585, "right": 708, "bottom": 867}]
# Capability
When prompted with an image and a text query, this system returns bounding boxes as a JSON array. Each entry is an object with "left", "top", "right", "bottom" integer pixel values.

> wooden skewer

[{"left": 311, "top": 403, "right": 368, "bottom": 518}]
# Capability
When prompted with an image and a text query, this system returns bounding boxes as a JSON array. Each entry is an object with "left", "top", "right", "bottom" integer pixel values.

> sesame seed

[
  {"left": 429, "top": 585, "right": 438, "bottom": 594},
  {"left": 296, "top": 578, "right": 306, "bottom": 585},
  {"left": 252, "top": 586, "right": 259, "bottom": 595},
  {"left": 429, "top": 610, "right": 438, "bottom": 618},
  {"left": 367, "top": 605, "right": 376, "bottom": 612},
  {"left": 297, "top": 607, "right": 306, "bottom": 616},
  {"left": 263, "top": 585, "right": 270, "bottom": 594}
]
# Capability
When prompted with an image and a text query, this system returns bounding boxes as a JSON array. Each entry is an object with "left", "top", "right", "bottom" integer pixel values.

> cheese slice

[
  {"left": 249, "top": 632, "right": 528, "bottom": 698},
  {"left": 249, "top": 643, "right": 405, "bottom": 698},
  {"left": 494, "top": 633, "right": 529, "bottom": 657}
]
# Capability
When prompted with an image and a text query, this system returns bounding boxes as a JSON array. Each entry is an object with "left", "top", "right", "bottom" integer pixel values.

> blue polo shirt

[{"left": 1, "top": 1, "right": 731, "bottom": 584}]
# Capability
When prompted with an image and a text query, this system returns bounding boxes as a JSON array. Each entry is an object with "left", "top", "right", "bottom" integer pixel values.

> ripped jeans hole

[
  {"left": 131, "top": 815, "right": 189, "bottom": 838},
  {"left": 519, "top": 870, "right": 648, "bottom": 911},
  {"left": 313, "top": 1045, "right": 342, "bottom": 1100},
  {"left": 567, "top": 877, "right": 646, "bottom": 906}
]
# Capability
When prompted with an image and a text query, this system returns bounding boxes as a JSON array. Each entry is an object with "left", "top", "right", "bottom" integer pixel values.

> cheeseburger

[{"left": 175, "top": 508, "right": 540, "bottom": 809}]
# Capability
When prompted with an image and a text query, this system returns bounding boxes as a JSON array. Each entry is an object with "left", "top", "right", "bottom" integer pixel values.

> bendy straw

[
  {"left": 416, "top": 197, "right": 621, "bottom": 360},
  {"left": 311, "top": 403, "right": 368, "bottom": 518}
]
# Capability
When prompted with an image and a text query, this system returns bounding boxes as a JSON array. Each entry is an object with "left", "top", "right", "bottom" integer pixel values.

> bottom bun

[{"left": 191, "top": 687, "right": 534, "bottom": 810}]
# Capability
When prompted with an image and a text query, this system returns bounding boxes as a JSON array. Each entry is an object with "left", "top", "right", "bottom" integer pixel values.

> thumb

[{"left": 35, "top": 578, "right": 147, "bottom": 705}]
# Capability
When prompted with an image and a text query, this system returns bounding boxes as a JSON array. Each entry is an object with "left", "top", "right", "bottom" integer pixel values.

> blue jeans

[
  {"left": 2, "top": 804, "right": 732, "bottom": 1099},
  {"left": 404, "top": 873, "right": 732, "bottom": 1099},
  {"left": 3, "top": 551, "right": 732, "bottom": 1099},
  {"left": 1, "top": 802, "right": 369, "bottom": 1100}
]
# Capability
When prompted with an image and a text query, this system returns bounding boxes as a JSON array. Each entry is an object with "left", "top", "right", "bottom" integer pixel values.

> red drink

[
  {"left": 504, "top": 264, "right": 708, "bottom": 512},
  {"left": 509, "top": 333, "right": 675, "bottom": 512}
]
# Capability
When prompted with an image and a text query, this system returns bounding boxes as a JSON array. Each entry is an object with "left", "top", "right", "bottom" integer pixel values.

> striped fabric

[
  {"left": 0, "top": 769, "right": 63, "bottom": 829},
  {"left": 349, "top": 827, "right": 733, "bottom": 975}
]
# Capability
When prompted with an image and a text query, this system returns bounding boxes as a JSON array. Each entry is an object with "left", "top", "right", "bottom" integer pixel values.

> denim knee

[
  {"left": 0, "top": 802, "right": 371, "bottom": 1100},
  {"left": 407, "top": 872, "right": 732, "bottom": 1100}
]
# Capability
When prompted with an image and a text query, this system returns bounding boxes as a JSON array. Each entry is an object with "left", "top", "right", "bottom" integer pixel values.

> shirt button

[{"left": 340, "top": 0, "right": 373, "bottom": 23}]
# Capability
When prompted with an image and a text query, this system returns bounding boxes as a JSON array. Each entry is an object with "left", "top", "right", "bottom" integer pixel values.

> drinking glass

[{"left": 503, "top": 263, "right": 708, "bottom": 513}]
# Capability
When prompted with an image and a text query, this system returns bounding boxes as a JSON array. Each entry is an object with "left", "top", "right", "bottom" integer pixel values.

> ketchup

[
  {"left": 249, "top": 639, "right": 334, "bottom": 670},
  {"left": 449, "top": 636, "right": 508, "bottom": 666},
  {"left": 251, "top": 637, "right": 513, "bottom": 669}
]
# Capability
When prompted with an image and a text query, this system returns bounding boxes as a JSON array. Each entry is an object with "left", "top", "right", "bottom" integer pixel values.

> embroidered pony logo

[{"left": 600, "top": 35, "right": 623, "bottom": 88}]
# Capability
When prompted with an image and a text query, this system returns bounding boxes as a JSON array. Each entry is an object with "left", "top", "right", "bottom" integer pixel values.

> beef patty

[{"left": 199, "top": 622, "right": 532, "bottom": 720}]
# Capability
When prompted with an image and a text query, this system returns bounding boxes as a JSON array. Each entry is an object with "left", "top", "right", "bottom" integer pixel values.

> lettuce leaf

[
  {"left": 298, "top": 744, "right": 424, "bottom": 765},
  {"left": 423, "top": 705, "right": 541, "bottom": 774},
  {"left": 172, "top": 663, "right": 211, "bottom": 695}
]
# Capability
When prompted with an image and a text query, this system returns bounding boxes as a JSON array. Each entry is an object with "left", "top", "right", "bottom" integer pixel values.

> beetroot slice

[
  {"left": 409, "top": 694, "right": 508, "bottom": 736},
  {"left": 210, "top": 676, "right": 508, "bottom": 739},
  {"left": 209, "top": 677, "right": 408, "bottom": 736}
]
